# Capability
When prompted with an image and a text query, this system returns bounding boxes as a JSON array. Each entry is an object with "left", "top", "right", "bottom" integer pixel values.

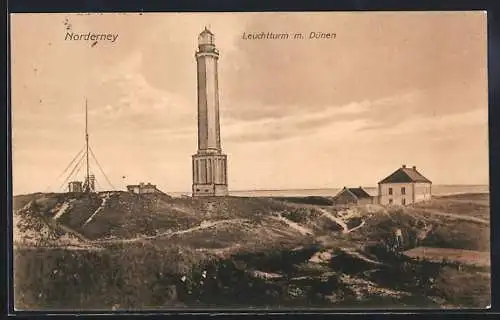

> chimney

[
  {"left": 412, "top": 165, "right": 416, "bottom": 170},
  {"left": 402, "top": 164, "right": 406, "bottom": 168}
]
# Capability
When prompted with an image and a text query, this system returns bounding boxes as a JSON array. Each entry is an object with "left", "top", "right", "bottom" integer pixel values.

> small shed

[
  {"left": 333, "top": 187, "right": 374, "bottom": 205},
  {"left": 126, "top": 182, "right": 163, "bottom": 195},
  {"left": 68, "top": 181, "right": 83, "bottom": 193}
]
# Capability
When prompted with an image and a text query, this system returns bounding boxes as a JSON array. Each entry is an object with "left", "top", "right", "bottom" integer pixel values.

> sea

[{"left": 170, "top": 184, "right": 490, "bottom": 198}]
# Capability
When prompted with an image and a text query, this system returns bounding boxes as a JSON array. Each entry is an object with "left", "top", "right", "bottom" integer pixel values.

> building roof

[
  {"left": 127, "top": 183, "right": 157, "bottom": 188},
  {"left": 348, "top": 187, "right": 372, "bottom": 199},
  {"left": 336, "top": 187, "right": 372, "bottom": 199},
  {"left": 378, "top": 165, "right": 432, "bottom": 184}
]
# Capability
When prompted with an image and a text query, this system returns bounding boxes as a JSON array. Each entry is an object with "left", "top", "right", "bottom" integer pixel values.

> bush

[
  {"left": 14, "top": 244, "right": 209, "bottom": 310},
  {"left": 421, "top": 223, "right": 490, "bottom": 252},
  {"left": 364, "top": 244, "right": 442, "bottom": 293},
  {"left": 272, "top": 197, "right": 334, "bottom": 206},
  {"left": 282, "top": 209, "right": 308, "bottom": 224},
  {"left": 433, "top": 266, "right": 491, "bottom": 308},
  {"left": 346, "top": 217, "right": 363, "bottom": 229},
  {"left": 232, "top": 244, "right": 320, "bottom": 275}
]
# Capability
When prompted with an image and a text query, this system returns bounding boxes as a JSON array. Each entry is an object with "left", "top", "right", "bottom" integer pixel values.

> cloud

[
  {"left": 66, "top": 51, "right": 196, "bottom": 133},
  {"left": 132, "top": 98, "right": 370, "bottom": 145},
  {"left": 137, "top": 91, "right": 431, "bottom": 145},
  {"left": 365, "top": 108, "right": 488, "bottom": 138},
  {"left": 219, "top": 92, "right": 419, "bottom": 144},
  {"left": 222, "top": 100, "right": 367, "bottom": 142},
  {"left": 221, "top": 12, "right": 486, "bottom": 125},
  {"left": 225, "top": 93, "right": 487, "bottom": 147}
]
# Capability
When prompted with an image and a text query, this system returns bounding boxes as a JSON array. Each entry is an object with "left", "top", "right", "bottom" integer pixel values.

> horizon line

[
  {"left": 12, "top": 183, "right": 489, "bottom": 197},
  {"left": 167, "top": 183, "right": 490, "bottom": 194}
]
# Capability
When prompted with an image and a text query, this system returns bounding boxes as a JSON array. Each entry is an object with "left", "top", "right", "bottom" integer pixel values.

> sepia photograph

[{"left": 10, "top": 11, "right": 490, "bottom": 310}]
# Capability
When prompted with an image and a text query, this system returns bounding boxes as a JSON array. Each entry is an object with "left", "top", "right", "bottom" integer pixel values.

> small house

[
  {"left": 68, "top": 181, "right": 83, "bottom": 193},
  {"left": 333, "top": 187, "right": 374, "bottom": 205},
  {"left": 126, "top": 182, "right": 162, "bottom": 195},
  {"left": 378, "top": 165, "right": 432, "bottom": 206}
]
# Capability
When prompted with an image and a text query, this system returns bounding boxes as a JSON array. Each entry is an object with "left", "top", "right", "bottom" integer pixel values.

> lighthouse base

[
  {"left": 192, "top": 153, "right": 228, "bottom": 197},
  {"left": 192, "top": 184, "right": 228, "bottom": 197}
]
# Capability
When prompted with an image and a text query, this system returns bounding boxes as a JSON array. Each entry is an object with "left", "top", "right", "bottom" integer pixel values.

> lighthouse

[{"left": 192, "top": 27, "right": 229, "bottom": 197}]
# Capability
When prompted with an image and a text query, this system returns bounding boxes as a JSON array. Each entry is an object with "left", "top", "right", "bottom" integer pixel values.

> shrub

[
  {"left": 282, "top": 209, "right": 308, "bottom": 224},
  {"left": 346, "top": 217, "right": 363, "bottom": 229},
  {"left": 273, "top": 197, "right": 334, "bottom": 206},
  {"left": 432, "top": 266, "right": 491, "bottom": 308},
  {"left": 420, "top": 223, "right": 490, "bottom": 252},
  {"left": 13, "top": 243, "right": 212, "bottom": 310}
]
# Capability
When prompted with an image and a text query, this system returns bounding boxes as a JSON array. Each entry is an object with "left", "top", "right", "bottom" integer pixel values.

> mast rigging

[
  {"left": 44, "top": 99, "right": 115, "bottom": 193},
  {"left": 85, "top": 98, "right": 90, "bottom": 192}
]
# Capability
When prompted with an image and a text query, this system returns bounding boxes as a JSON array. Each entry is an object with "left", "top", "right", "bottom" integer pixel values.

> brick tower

[{"left": 192, "top": 27, "right": 228, "bottom": 197}]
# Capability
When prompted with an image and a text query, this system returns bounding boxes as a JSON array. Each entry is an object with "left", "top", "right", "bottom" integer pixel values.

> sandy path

[
  {"left": 47, "top": 219, "right": 92, "bottom": 242},
  {"left": 14, "top": 200, "right": 93, "bottom": 246},
  {"left": 318, "top": 209, "right": 349, "bottom": 233},
  {"left": 412, "top": 208, "right": 489, "bottom": 225},
  {"left": 342, "top": 247, "right": 384, "bottom": 265},
  {"left": 19, "top": 200, "right": 35, "bottom": 212},
  {"left": 270, "top": 214, "right": 314, "bottom": 236},
  {"left": 403, "top": 246, "right": 490, "bottom": 267},
  {"left": 195, "top": 243, "right": 243, "bottom": 255},
  {"left": 318, "top": 209, "right": 365, "bottom": 234},
  {"left": 83, "top": 194, "right": 111, "bottom": 227},
  {"left": 53, "top": 202, "right": 73, "bottom": 220},
  {"left": 250, "top": 270, "right": 283, "bottom": 279},
  {"left": 94, "top": 218, "right": 250, "bottom": 244},
  {"left": 339, "top": 274, "right": 408, "bottom": 298},
  {"left": 348, "top": 220, "right": 366, "bottom": 233}
]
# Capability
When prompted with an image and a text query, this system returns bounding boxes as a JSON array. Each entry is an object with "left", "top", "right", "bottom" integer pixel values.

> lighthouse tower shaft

[{"left": 192, "top": 28, "right": 228, "bottom": 197}]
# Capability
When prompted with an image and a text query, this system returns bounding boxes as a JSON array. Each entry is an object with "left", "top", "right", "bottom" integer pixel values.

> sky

[{"left": 10, "top": 12, "right": 489, "bottom": 195}]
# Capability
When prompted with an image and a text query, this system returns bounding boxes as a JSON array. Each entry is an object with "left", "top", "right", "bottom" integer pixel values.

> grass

[
  {"left": 414, "top": 194, "right": 490, "bottom": 220},
  {"left": 270, "top": 196, "right": 334, "bottom": 206},
  {"left": 14, "top": 243, "right": 211, "bottom": 310},
  {"left": 12, "top": 192, "right": 491, "bottom": 309},
  {"left": 13, "top": 241, "right": 327, "bottom": 309},
  {"left": 76, "top": 194, "right": 318, "bottom": 240},
  {"left": 403, "top": 247, "right": 490, "bottom": 268},
  {"left": 420, "top": 220, "right": 490, "bottom": 252},
  {"left": 433, "top": 266, "right": 491, "bottom": 308}
]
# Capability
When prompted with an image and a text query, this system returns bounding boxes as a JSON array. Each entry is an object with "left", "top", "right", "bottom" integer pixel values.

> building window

[
  {"left": 401, "top": 187, "right": 406, "bottom": 195},
  {"left": 402, "top": 198, "right": 406, "bottom": 205},
  {"left": 389, "top": 199, "right": 393, "bottom": 204},
  {"left": 388, "top": 188, "right": 393, "bottom": 195}
]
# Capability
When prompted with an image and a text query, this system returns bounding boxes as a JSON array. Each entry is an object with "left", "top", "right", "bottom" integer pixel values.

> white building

[
  {"left": 126, "top": 182, "right": 161, "bottom": 195},
  {"left": 378, "top": 165, "right": 432, "bottom": 205}
]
